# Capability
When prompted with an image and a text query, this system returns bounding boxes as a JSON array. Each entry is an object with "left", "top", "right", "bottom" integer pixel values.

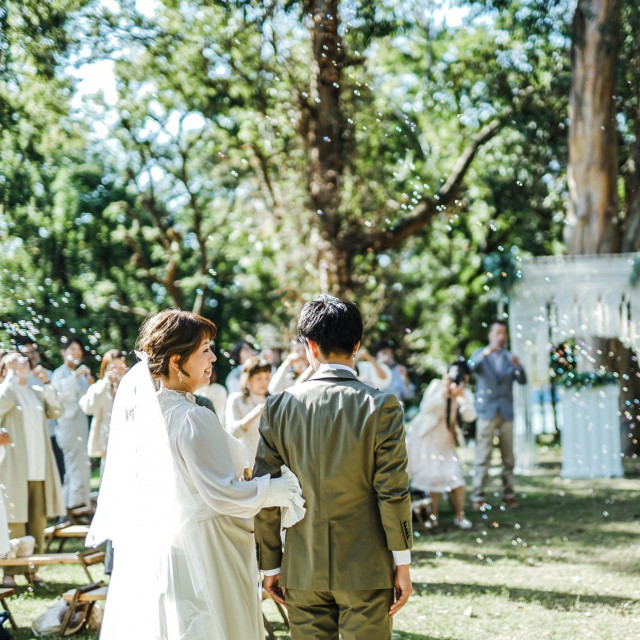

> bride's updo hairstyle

[{"left": 136, "top": 309, "right": 216, "bottom": 379}]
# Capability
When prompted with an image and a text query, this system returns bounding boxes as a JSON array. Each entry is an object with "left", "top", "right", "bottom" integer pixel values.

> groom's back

[{"left": 256, "top": 368, "right": 411, "bottom": 591}]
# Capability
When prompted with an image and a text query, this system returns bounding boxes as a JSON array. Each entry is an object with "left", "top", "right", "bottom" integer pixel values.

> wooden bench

[
  {"left": 0, "top": 587, "right": 17, "bottom": 631},
  {"left": 43, "top": 523, "right": 90, "bottom": 553},
  {"left": 0, "top": 548, "right": 105, "bottom": 582},
  {"left": 59, "top": 582, "right": 107, "bottom": 637}
]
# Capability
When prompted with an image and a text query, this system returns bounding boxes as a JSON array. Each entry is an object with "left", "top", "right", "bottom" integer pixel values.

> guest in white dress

[
  {"left": 88, "top": 310, "right": 304, "bottom": 640},
  {"left": 80, "top": 350, "right": 128, "bottom": 476},
  {"left": 51, "top": 337, "right": 93, "bottom": 510},
  {"left": 226, "top": 356, "right": 271, "bottom": 463},
  {"left": 407, "top": 360, "right": 475, "bottom": 530},
  {"left": 0, "top": 352, "right": 65, "bottom": 586}
]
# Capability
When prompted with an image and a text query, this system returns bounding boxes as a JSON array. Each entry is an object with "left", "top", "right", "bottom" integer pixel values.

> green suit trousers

[{"left": 284, "top": 588, "right": 394, "bottom": 640}]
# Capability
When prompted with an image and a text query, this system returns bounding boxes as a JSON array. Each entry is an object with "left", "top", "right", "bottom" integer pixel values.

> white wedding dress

[{"left": 88, "top": 360, "right": 302, "bottom": 640}]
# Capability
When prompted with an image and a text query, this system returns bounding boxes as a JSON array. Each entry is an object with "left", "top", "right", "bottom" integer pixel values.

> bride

[{"left": 88, "top": 310, "right": 304, "bottom": 639}]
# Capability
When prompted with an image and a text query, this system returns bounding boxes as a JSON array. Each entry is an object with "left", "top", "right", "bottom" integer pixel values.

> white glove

[
  {"left": 264, "top": 475, "right": 291, "bottom": 508},
  {"left": 263, "top": 466, "right": 306, "bottom": 528}
]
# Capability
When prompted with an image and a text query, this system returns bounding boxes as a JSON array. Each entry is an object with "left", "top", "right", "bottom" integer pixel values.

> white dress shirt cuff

[
  {"left": 262, "top": 567, "right": 281, "bottom": 576},
  {"left": 392, "top": 550, "right": 411, "bottom": 565}
]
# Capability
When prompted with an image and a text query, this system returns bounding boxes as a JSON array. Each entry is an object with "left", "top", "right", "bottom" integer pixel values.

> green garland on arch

[{"left": 557, "top": 371, "right": 618, "bottom": 389}]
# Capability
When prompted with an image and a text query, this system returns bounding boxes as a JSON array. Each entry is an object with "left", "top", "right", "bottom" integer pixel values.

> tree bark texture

[
  {"left": 593, "top": 337, "right": 640, "bottom": 456},
  {"left": 566, "top": 0, "right": 622, "bottom": 254},
  {"left": 622, "top": 113, "right": 640, "bottom": 251},
  {"left": 305, "top": 0, "right": 350, "bottom": 293}
]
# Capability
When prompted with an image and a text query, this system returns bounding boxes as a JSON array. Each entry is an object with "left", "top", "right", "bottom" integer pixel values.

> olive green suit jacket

[{"left": 253, "top": 366, "right": 413, "bottom": 591}]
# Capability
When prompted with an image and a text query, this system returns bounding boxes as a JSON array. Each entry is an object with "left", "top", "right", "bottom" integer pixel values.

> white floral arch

[{"left": 507, "top": 253, "right": 637, "bottom": 475}]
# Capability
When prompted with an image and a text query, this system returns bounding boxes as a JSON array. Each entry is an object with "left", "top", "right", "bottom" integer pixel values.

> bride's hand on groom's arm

[
  {"left": 389, "top": 565, "right": 412, "bottom": 616},
  {"left": 263, "top": 573, "right": 285, "bottom": 606}
]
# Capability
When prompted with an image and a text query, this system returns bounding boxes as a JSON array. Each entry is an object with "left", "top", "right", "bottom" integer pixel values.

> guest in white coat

[
  {"left": 0, "top": 352, "right": 65, "bottom": 586},
  {"left": 19, "top": 339, "right": 65, "bottom": 480},
  {"left": 80, "top": 350, "right": 128, "bottom": 476},
  {"left": 0, "top": 428, "right": 12, "bottom": 558},
  {"left": 51, "top": 337, "right": 93, "bottom": 510}
]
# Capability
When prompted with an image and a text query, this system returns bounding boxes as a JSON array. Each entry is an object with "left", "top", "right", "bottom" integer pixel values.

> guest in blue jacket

[{"left": 468, "top": 320, "right": 526, "bottom": 509}]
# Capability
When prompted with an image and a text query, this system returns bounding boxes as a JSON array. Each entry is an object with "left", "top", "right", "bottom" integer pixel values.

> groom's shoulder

[{"left": 268, "top": 376, "right": 397, "bottom": 406}]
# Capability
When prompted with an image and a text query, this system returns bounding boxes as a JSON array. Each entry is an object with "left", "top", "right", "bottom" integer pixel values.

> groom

[{"left": 254, "top": 294, "right": 413, "bottom": 640}]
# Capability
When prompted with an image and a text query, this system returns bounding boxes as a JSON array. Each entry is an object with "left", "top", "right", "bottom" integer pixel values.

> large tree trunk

[
  {"left": 305, "top": 0, "right": 347, "bottom": 293},
  {"left": 621, "top": 85, "right": 640, "bottom": 251},
  {"left": 593, "top": 337, "right": 640, "bottom": 456},
  {"left": 566, "top": 0, "right": 622, "bottom": 254}
]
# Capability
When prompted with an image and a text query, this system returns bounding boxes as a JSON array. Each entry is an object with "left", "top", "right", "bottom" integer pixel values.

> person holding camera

[
  {"left": 406, "top": 360, "right": 475, "bottom": 530},
  {"left": 51, "top": 336, "right": 94, "bottom": 511},
  {"left": 80, "top": 350, "right": 128, "bottom": 477}
]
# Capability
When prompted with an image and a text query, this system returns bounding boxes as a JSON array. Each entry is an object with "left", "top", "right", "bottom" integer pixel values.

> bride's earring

[{"left": 178, "top": 371, "right": 184, "bottom": 383}]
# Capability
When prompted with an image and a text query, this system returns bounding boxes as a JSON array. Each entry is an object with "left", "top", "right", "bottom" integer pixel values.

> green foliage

[{"left": 1, "top": 0, "right": 634, "bottom": 378}]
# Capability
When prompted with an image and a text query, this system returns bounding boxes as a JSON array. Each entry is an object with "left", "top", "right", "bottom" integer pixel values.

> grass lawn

[{"left": 4, "top": 447, "right": 639, "bottom": 639}]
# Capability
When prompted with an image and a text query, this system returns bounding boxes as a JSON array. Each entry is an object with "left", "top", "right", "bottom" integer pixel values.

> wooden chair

[
  {"left": 66, "top": 505, "right": 94, "bottom": 525},
  {"left": 43, "top": 523, "right": 90, "bottom": 553},
  {"left": 0, "top": 588, "right": 17, "bottom": 631},
  {"left": 261, "top": 589, "right": 289, "bottom": 640},
  {"left": 0, "top": 548, "right": 105, "bottom": 583},
  {"left": 59, "top": 582, "right": 107, "bottom": 637}
]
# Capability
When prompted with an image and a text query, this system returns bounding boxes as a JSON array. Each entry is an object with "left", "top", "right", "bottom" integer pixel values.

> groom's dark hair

[{"left": 297, "top": 294, "right": 363, "bottom": 357}]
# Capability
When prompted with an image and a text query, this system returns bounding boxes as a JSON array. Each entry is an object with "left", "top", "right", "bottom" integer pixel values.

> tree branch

[{"left": 342, "top": 116, "right": 504, "bottom": 254}]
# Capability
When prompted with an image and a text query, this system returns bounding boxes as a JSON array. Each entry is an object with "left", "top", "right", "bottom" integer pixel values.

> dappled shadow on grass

[
  {"left": 411, "top": 549, "right": 506, "bottom": 565},
  {"left": 412, "top": 581, "right": 639, "bottom": 610},
  {"left": 394, "top": 633, "right": 456, "bottom": 640}
]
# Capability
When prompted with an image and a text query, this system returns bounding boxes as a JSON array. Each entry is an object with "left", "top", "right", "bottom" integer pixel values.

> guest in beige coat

[
  {"left": 0, "top": 352, "right": 65, "bottom": 587},
  {"left": 80, "top": 350, "right": 128, "bottom": 475}
]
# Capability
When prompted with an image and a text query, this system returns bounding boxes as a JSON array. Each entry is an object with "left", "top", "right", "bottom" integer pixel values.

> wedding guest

[
  {"left": 0, "top": 352, "right": 65, "bottom": 587},
  {"left": 356, "top": 347, "right": 392, "bottom": 390},
  {"left": 225, "top": 340, "right": 258, "bottom": 394},
  {"left": 468, "top": 320, "right": 527, "bottom": 509},
  {"left": 19, "top": 339, "right": 65, "bottom": 480},
  {"left": 80, "top": 350, "right": 128, "bottom": 476},
  {"left": 407, "top": 360, "right": 475, "bottom": 530},
  {"left": 372, "top": 340, "right": 415, "bottom": 402},
  {"left": 262, "top": 346, "right": 282, "bottom": 372},
  {"left": 225, "top": 356, "right": 271, "bottom": 462},
  {"left": 268, "top": 340, "right": 313, "bottom": 394},
  {"left": 195, "top": 367, "right": 228, "bottom": 425},
  {"left": 0, "top": 421, "right": 12, "bottom": 558},
  {"left": 51, "top": 336, "right": 94, "bottom": 511}
]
